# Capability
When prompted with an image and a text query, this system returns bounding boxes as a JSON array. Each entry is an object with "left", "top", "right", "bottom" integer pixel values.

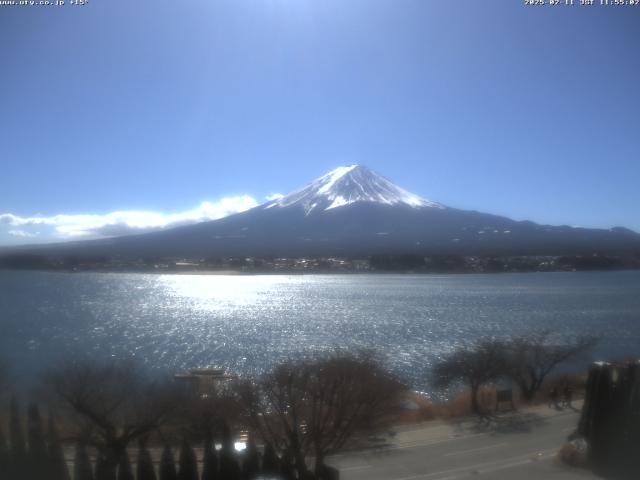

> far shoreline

[
  {"left": 2, "top": 251, "right": 639, "bottom": 275},
  {"left": 1, "top": 266, "right": 640, "bottom": 276}
]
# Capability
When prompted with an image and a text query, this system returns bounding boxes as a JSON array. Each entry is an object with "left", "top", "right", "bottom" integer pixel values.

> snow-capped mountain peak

[{"left": 265, "top": 165, "right": 444, "bottom": 215}]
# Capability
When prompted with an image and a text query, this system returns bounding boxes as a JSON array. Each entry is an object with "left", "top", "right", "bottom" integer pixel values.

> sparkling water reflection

[{"left": 1, "top": 270, "right": 639, "bottom": 391}]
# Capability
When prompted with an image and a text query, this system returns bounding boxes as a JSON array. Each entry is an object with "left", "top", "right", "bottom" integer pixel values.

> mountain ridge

[{"left": 2, "top": 165, "right": 639, "bottom": 259}]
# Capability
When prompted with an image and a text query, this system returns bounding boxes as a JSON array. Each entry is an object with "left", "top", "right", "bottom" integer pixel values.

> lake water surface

[{"left": 1, "top": 270, "right": 639, "bottom": 390}]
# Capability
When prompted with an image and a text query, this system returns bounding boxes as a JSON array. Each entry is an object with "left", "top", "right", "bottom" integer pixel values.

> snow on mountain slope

[{"left": 264, "top": 165, "right": 444, "bottom": 215}]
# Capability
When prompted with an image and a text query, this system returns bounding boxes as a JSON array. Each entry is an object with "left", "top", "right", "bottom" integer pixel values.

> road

[{"left": 329, "top": 404, "right": 602, "bottom": 480}]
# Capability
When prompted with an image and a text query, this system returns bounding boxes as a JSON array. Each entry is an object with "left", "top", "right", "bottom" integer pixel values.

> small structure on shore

[{"left": 173, "top": 367, "right": 236, "bottom": 398}]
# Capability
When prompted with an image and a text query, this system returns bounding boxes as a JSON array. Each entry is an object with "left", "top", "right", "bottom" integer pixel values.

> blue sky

[{"left": 1, "top": 0, "right": 639, "bottom": 245}]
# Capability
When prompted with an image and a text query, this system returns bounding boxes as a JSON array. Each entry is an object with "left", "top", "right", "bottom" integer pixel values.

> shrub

[
  {"left": 201, "top": 444, "right": 218, "bottom": 480},
  {"left": 73, "top": 440, "right": 94, "bottom": 480},
  {"left": 178, "top": 439, "right": 198, "bottom": 480},
  {"left": 117, "top": 450, "right": 135, "bottom": 480},
  {"left": 159, "top": 445, "right": 178, "bottom": 480},
  {"left": 48, "top": 414, "right": 71, "bottom": 480},
  {"left": 136, "top": 439, "right": 157, "bottom": 480}
]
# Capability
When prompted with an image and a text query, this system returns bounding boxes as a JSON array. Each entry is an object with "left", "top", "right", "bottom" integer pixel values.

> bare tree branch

[
  {"left": 44, "top": 360, "right": 184, "bottom": 474},
  {"left": 504, "top": 332, "right": 598, "bottom": 401},
  {"left": 433, "top": 339, "right": 508, "bottom": 414},
  {"left": 236, "top": 350, "right": 406, "bottom": 477}
]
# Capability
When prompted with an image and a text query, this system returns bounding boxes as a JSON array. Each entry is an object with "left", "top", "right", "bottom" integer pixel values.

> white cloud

[
  {"left": 265, "top": 193, "right": 284, "bottom": 201},
  {"left": 0, "top": 195, "right": 259, "bottom": 241},
  {"left": 8, "top": 230, "right": 38, "bottom": 238}
]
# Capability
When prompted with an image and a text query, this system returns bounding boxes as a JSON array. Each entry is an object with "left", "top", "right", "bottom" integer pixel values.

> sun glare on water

[{"left": 156, "top": 274, "right": 298, "bottom": 311}]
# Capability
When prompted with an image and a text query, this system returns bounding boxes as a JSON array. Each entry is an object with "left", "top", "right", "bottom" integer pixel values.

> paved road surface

[{"left": 329, "top": 404, "right": 602, "bottom": 480}]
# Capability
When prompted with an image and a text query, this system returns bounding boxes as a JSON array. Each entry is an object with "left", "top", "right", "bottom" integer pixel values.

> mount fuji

[
  {"left": 264, "top": 165, "right": 443, "bottom": 214},
  {"left": 9, "top": 165, "right": 640, "bottom": 258}
]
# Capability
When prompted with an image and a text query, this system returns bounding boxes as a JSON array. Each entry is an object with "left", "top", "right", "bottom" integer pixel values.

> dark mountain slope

[{"left": 5, "top": 165, "right": 640, "bottom": 259}]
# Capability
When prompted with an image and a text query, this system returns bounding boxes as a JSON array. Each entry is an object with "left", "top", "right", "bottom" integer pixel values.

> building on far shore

[{"left": 173, "top": 367, "right": 236, "bottom": 398}]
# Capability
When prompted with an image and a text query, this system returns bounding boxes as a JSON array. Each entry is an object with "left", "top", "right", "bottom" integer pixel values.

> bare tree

[
  {"left": 238, "top": 351, "right": 406, "bottom": 478},
  {"left": 44, "top": 361, "right": 183, "bottom": 475},
  {"left": 504, "top": 332, "right": 597, "bottom": 402},
  {"left": 433, "top": 339, "right": 507, "bottom": 415}
]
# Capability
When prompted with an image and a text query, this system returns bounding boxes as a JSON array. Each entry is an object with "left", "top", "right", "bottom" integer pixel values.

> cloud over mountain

[{"left": 0, "top": 195, "right": 259, "bottom": 244}]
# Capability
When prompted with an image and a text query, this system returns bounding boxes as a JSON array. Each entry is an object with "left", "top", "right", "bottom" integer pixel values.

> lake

[{"left": 1, "top": 270, "right": 639, "bottom": 392}]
